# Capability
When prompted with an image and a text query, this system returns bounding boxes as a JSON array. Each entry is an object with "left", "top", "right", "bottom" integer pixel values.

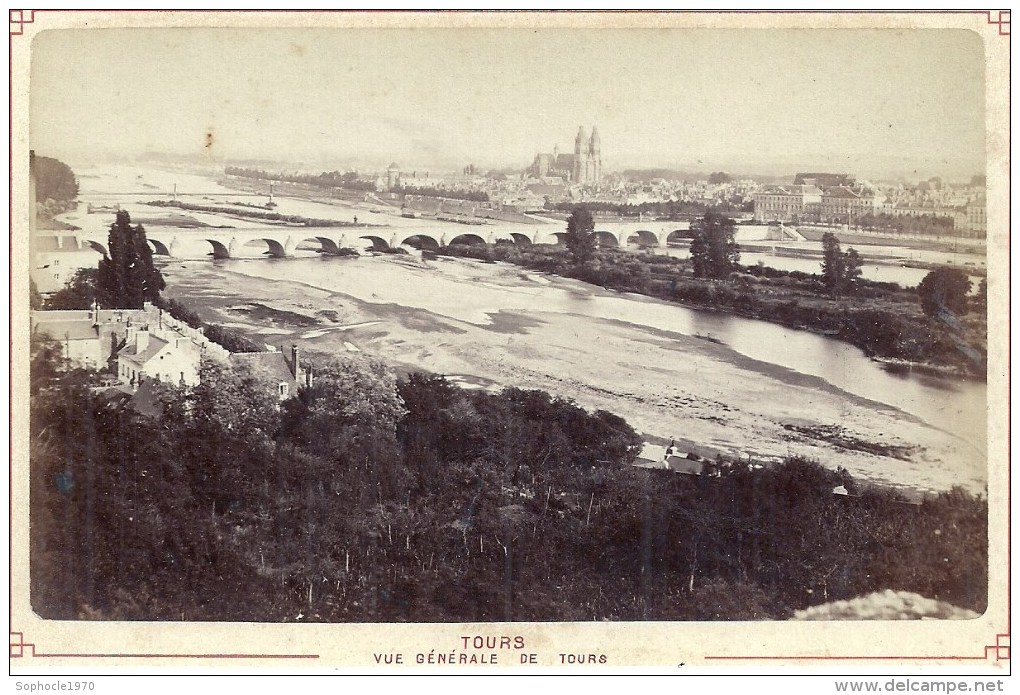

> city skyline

[{"left": 31, "top": 28, "right": 985, "bottom": 180}]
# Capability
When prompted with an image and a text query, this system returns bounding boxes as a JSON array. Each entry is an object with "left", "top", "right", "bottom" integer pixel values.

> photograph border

[{"left": 8, "top": 9, "right": 1011, "bottom": 675}]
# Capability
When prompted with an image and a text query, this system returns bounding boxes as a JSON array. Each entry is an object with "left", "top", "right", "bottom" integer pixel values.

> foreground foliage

[{"left": 30, "top": 354, "right": 986, "bottom": 622}]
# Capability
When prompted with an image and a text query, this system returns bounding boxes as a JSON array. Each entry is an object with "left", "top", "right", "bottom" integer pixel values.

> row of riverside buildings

[
  {"left": 753, "top": 173, "right": 986, "bottom": 235},
  {"left": 31, "top": 303, "right": 311, "bottom": 408}
]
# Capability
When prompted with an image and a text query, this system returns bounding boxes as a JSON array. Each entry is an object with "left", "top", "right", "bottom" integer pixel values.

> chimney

[
  {"left": 135, "top": 328, "right": 150, "bottom": 353},
  {"left": 290, "top": 344, "right": 300, "bottom": 379}
]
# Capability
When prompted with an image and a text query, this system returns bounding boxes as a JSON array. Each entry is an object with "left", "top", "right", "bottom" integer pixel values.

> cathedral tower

[
  {"left": 573, "top": 126, "right": 587, "bottom": 183},
  {"left": 588, "top": 126, "right": 601, "bottom": 183}
]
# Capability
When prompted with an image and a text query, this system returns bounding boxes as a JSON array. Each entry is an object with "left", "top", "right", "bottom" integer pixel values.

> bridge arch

[
  {"left": 399, "top": 233, "right": 441, "bottom": 251},
  {"left": 627, "top": 229, "right": 660, "bottom": 247},
  {"left": 82, "top": 239, "right": 109, "bottom": 257},
  {"left": 238, "top": 238, "right": 287, "bottom": 258},
  {"left": 147, "top": 238, "right": 171, "bottom": 256},
  {"left": 290, "top": 236, "right": 340, "bottom": 255},
  {"left": 359, "top": 235, "right": 391, "bottom": 251},
  {"left": 509, "top": 232, "right": 532, "bottom": 246},
  {"left": 666, "top": 229, "right": 693, "bottom": 244},
  {"left": 594, "top": 230, "right": 619, "bottom": 248},
  {"left": 206, "top": 239, "right": 230, "bottom": 259},
  {"left": 448, "top": 233, "right": 486, "bottom": 246}
]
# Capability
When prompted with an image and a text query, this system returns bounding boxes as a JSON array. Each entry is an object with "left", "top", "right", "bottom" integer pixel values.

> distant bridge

[{"left": 74, "top": 221, "right": 697, "bottom": 259}]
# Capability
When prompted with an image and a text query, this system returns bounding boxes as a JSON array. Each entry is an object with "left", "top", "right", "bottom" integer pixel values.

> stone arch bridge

[{"left": 75, "top": 221, "right": 696, "bottom": 259}]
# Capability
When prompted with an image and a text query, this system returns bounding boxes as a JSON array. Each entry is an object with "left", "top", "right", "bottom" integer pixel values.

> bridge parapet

[{"left": 78, "top": 219, "right": 696, "bottom": 259}]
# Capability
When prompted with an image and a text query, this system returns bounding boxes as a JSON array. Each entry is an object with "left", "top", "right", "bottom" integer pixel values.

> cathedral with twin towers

[{"left": 529, "top": 125, "right": 602, "bottom": 185}]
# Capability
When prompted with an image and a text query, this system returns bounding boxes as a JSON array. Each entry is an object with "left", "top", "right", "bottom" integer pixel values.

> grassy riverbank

[{"left": 436, "top": 244, "right": 987, "bottom": 378}]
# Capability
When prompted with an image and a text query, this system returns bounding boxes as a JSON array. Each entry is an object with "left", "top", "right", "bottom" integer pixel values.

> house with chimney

[
  {"left": 32, "top": 304, "right": 311, "bottom": 405},
  {"left": 31, "top": 308, "right": 118, "bottom": 370},
  {"left": 116, "top": 319, "right": 207, "bottom": 389},
  {"left": 32, "top": 303, "right": 230, "bottom": 389},
  {"left": 229, "top": 344, "right": 311, "bottom": 402}
]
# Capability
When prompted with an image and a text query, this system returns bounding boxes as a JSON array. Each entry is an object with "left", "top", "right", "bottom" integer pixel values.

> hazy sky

[{"left": 31, "top": 27, "right": 985, "bottom": 179}]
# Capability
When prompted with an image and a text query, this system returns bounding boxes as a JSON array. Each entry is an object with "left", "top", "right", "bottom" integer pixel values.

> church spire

[{"left": 574, "top": 126, "right": 587, "bottom": 154}]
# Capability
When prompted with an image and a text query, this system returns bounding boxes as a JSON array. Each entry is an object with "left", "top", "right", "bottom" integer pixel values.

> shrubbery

[{"left": 155, "top": 296, "right": 264, "bottom": 353}]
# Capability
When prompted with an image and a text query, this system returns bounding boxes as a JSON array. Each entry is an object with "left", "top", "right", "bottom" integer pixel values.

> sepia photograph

[{"left": 9, "top": 9, "right": 1010, "bottom": 677}]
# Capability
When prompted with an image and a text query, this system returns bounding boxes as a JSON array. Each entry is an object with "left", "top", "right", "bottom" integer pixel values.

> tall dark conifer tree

[
  {"left": 690, "top": 211, "right": 738, "bottom": 279},
  {"left": 689, "top": 233, "right": 709, "bottom": 278},
  {"left": 565, "top": 206, "right": 597, "bottom": 265},
  {"left": 821, "top": 232, "right": 845, "bottom": 295},
  {"left": 821, "top": 232, "right": 863, "bottom": 297},
  {"left": 97, "top": 210, "right": 165, "bottom": 309}
]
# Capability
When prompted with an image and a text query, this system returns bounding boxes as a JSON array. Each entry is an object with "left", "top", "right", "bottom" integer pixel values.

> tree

[
  {"left": 844, "top": 248, "right": 863, "bottom": 289},
  {"left": 96, "top": 210, "right": 165, "bottom": 308},
  {"left": 189, "top": 359, "right": 282, "bottom": 440},
  {"left": 31, "top": 154, "right": 78, "bottom": 214},
  {"left": 690, "top": 212, "right": 739, "bottom": 279},
  {"left": 565, "top": 206, "right": 597, "bottom": 266},
  {"left": 821, "top": 233, "right": 864, "bottom": 297},
  {"left": 820, "top": 232, "right": 845, "bottom": 294},
  {"left": 30, "top": 331, "right": 63, "bottom": 394},
  {"left": 282, "top": 356, "right": 409, "bottom": 502},
  {"left": 47, "top": 268, "right": 99, "bottom": 310},
  {"left": 284, "top": 356, "right": 406, "bottom": 459},
  {"left": 917, "top": 267, "right": 971, "bottom": 317},
  {"left": 29, "top": 278, "right": 43, "bottom": 310},
  {"left": 689, "top": 233, "right": 709, "bottom": 279}
]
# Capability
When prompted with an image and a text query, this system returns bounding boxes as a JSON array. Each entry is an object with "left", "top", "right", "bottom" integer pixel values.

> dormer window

[{"left": 279, "top": 383, "right": 289, "bottom": 398}]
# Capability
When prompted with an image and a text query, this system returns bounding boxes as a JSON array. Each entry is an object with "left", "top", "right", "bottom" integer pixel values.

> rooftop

[
  {"left": 230, "top": 351, "right": 298, "bottom": 385},
  {"left": 31, "top": 318, "right": 98, "bottom": 342},
  {"left": 119, "top": 335, "right": 170, "bottom": 365}
]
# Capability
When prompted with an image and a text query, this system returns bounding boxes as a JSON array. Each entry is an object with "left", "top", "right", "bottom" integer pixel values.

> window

[{"left": 279, "top": 383, "right": 289, "bottom": 397}]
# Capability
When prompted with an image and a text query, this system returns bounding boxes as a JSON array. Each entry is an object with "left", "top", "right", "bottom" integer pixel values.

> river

[
  {"left": 69, "top": 164, "right": 986, "bottom": 288},
  {"left": 70, "top": 164, "right": 991, "bottom": 496}
]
